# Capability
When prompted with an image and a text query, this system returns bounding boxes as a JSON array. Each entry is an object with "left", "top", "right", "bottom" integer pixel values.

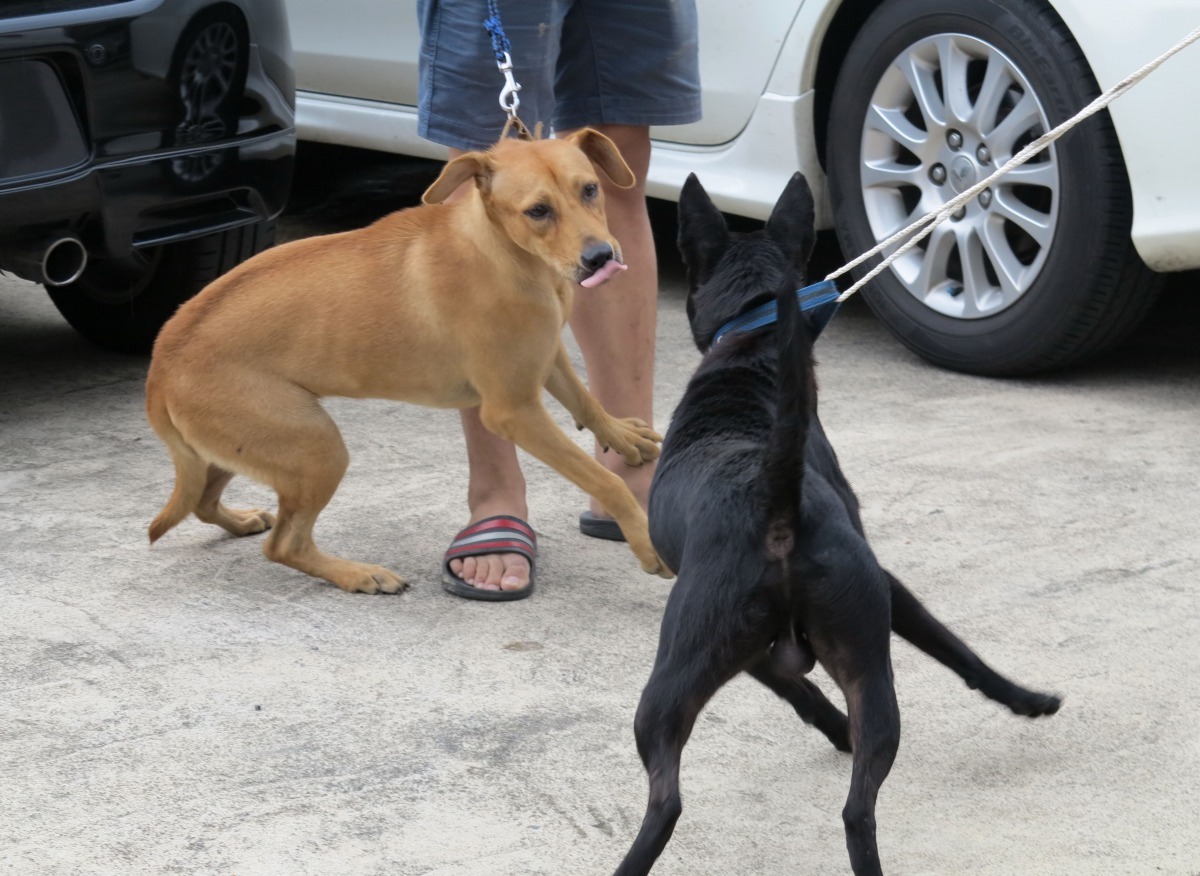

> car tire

[
  {"left": 45, "top": 221, "right": 275, "bottom": 354},
  {"left": 826, "top": 0, "right": 1161, "bottom": 375}
]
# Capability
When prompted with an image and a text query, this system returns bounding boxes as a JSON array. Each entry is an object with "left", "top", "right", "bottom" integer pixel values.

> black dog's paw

[
  {"left": 1006, "top": 690, "right": 1063, "bottom": 718},
  {"left": 973, "top": 674, "right": 1063, "bottom": 718}
]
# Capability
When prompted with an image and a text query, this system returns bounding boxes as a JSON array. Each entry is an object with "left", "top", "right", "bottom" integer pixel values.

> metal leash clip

[{"left": 496, "top": 51, "right": 521, "bottom": 120}]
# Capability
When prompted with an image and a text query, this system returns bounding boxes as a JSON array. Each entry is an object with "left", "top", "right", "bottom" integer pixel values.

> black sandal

[{"left": 579, "top": 510, "right": 626, "bottom": 542}]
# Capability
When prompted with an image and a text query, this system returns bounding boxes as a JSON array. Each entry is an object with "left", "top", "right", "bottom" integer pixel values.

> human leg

[
  {"left": 554, "top": 1, "right": 700, "bottom": 531},
  {"left": 560, "top": 123, "right": 658, "bottom": 520}
]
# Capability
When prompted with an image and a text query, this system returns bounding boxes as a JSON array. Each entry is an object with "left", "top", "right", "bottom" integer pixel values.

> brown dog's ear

[
  {"left": 565, "top": 128, "right": 636, "bottom": 189},
  {"left": 422, "top": 152, "right": 493, "bottom": 204}
]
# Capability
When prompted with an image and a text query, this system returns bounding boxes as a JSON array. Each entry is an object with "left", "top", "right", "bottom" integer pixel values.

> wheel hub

[
  {"left": 859, "top": 33, "right": 1060, "bottom": 319},
  {"left": 948, "top": 154, "right": 978, "bottom": 194}
]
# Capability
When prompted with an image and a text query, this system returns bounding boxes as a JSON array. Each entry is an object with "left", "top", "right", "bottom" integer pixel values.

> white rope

[{"left": 827, "top": 23, "right": 1200, "bottom": 303}]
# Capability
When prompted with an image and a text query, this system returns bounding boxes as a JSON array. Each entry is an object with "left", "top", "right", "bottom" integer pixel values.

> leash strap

[
  {"left": 483, "top": 0, "right": 534, "bottom": 136},
  {"left": 712, "top": 280, "right": 841, "bottom": 346}
]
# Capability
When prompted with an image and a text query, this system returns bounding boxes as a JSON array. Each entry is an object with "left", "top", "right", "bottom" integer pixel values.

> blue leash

[
  {"left": 712, "top": 280, "right": 841, "bottom": 346},
  {"left": 483, "top": 0, "right": 511, "bottom": 62}
]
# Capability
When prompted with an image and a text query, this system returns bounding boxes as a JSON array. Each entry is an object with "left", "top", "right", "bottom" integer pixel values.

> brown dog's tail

[
  {"left": 760, "top": 273, "right": 814, "bottom": 563},
  {"left": 145, "top": 391, "right": 207, "bottom": 544}
]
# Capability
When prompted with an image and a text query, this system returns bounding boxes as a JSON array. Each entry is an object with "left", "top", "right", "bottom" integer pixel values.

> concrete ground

[{"left": 2, "top": 147, "right": 1199, "bottom": 875}]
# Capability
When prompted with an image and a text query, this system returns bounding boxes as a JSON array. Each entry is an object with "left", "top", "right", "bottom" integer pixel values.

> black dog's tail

[{"left": 761, "top": 273, "right": 813, "bottom": 564}]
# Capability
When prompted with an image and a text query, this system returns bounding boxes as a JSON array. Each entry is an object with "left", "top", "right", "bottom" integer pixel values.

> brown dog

[{"left": 145, "top": 129, "right": 672, "bottom": 594}]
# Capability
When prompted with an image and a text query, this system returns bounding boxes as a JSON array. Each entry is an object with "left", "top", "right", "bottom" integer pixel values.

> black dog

[{"left": 614, "top": 173, "right": 1061, "bottom": 876}]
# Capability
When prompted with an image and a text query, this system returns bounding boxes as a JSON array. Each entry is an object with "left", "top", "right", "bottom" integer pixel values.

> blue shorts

[{"left": 418, "top": 0, "right": 701, "bottom": 151}]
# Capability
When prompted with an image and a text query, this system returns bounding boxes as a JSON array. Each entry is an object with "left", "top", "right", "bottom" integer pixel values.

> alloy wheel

[{"left": 859, "top": 34, "right": 1060, "bottom": 318}]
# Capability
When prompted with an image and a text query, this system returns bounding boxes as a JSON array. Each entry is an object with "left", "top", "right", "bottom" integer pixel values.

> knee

[
  {"left": 633, "top": 700, "right": 661, "bottom": 767},
  {"left": 842, "top": 802, "right": 877, "bottom": 841},
  {"left": 633, "top": 691, "right": 684, "bottom": 766},
  {"left": 650, "top": 785, "right": 682, "bottom": 824},
  {"left": 861, "top": 724, "right": 901, "bottom": 780}
]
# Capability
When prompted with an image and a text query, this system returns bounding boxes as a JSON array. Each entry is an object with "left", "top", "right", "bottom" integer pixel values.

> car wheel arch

[{"left": 812, "top": 0, "right": 890, "bottom": 173}]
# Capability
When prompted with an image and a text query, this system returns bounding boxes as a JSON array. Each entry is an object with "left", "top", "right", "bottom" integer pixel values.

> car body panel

[
  {"left": 289, "top": 0, "right": 417, "bottom": 106},
  {"left": 0, "top": 0, "right": 295, "bottom": 261},
  {"left": 284, "top": 0, "right": 1200, "bottom": 272},
  {"left": 653, "top": 0, "right": 806, "bottom": 146},
  {"left": 1050, "top": 0, "right": 1200, "bottom": 271}
]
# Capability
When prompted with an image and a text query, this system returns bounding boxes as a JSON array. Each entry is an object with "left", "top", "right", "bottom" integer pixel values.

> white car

[{"left": 283, "top": 0, "right": 1200, "bottom": 375}]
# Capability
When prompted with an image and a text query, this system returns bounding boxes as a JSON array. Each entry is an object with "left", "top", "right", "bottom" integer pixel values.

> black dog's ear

[
  {"left": 765, "top": 172, "right": 816, "bottom": 274},
  {"left": 677, "top": 173, "right": 729, "bottom": 284}
]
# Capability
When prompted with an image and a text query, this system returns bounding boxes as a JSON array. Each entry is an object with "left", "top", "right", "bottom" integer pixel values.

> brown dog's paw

[
  {"left": 616, "top": 512, "right": 674, "bottom": 579},
  {"left": 640, "top": 550, "right": 675, "bottom": 580},
  {"left": 604, "top": 417, "right": 663, "bottom": 466},
  {"left": 334, "top": 564, "right": 408, "bottom": 595},
  {"left": 200, "top": 507, "right": 275, "bottom": 538},
  {"left": 232, "top": 508, "right": 275, "bottom": 536}
]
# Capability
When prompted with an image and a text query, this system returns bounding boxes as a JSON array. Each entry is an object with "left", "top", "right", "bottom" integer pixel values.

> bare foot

[
  {"left": 449, "top": 550, "right": 530, "bottom": 592},
  {"left": 446, "top": 505, "right": 534, "bottom": 594}
]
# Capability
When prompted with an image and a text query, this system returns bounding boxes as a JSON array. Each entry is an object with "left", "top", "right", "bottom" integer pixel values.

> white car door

[
  {"left": 285, "top": 0, "right": 419, "bottom": 106},
  {"left": 664, "top": 0, "right": 802, "bottom": 146}
]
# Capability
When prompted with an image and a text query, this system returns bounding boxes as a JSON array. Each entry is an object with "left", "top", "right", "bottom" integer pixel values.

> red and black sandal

[{"left": 441, "top": 515, "right": 537, "bottom": 602}]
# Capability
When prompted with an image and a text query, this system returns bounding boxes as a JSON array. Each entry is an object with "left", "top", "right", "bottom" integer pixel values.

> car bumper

[
  {"left": 1, "top": 0, "right": 295, "bottom": 260},
  {"left": 1, "top": 129, "right": 293, "bottom": 257}
]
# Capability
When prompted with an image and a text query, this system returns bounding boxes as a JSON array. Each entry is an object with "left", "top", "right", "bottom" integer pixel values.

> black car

[{"left": 0, "top": 0, "right": 295, "bottom": 352}]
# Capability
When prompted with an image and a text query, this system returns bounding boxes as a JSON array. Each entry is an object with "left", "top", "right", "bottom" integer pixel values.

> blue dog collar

[{"left": 712, "top": 280, "right": 841, "bottom": 346}]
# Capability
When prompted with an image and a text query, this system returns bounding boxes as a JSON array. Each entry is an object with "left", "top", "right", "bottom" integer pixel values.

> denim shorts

[{"left": 417, "top": 0, "right": 701, "bottom": 151}]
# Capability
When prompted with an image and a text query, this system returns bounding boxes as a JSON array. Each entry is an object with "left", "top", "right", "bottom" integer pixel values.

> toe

[
  {"left": 477, "top": 555, "right": 504, "bottom": 590},
  {"left": 451, "top": 553, "right": 531, "bottom": 592},
  {"left": 498, "top": 552, "right": 531, "bottom": 592}
]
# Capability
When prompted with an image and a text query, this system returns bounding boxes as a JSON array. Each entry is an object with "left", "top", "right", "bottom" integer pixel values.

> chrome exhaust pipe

[{"left": 0, "top": 234, "right": 88, "bottom": 287}]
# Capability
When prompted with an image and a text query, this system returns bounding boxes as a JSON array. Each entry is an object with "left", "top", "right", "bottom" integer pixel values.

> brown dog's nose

[{"left": 581, "top": 243, "right": 615, "bottom": 274}]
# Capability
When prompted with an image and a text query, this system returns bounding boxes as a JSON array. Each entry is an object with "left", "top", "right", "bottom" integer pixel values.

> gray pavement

[{"left": 2, "top": 156, "right": 1199, "bottom": 874}]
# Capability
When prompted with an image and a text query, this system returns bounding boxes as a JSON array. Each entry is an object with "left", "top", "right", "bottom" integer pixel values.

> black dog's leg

[
  {"left": 615, "top": 589, "right": 773, "bottom": 876},
  {"left": 834, "top": 656, "right": 901, "bottom": 876},
  {"left": 617, "top": 661, "right": 750, "bottom": 876},
  {"left": 612, "top": 679, "right": 693, "bottom": 876},
  {"left": 803, "top": 567, "right": 900, "bottom": 875},
  {"left": 885, "top": 571, "right": 1061, "bottom": 717},
  {"left": 746, "top": 656, "right": 851, "bottom": 752}
]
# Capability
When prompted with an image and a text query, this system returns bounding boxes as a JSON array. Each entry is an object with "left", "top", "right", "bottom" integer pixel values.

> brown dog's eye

[
  {"left": 582, "top": 183, "right": 599, "bottom": 201},
  {"left": 525, "top": 204, "right": 552, "bottom": 220}
]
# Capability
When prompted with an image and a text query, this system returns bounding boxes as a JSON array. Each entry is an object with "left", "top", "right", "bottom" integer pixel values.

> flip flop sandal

[
  {"left": 579, "top": 510, "right": 626, "bottom": 542},
  {"left": 442, "top": 515, "right": 537, "bottom": 602}
]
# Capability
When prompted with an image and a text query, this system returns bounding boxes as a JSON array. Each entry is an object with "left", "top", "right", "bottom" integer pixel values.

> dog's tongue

[{"left": 580, "top": 259, "right": 628, "bottom": 288}]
